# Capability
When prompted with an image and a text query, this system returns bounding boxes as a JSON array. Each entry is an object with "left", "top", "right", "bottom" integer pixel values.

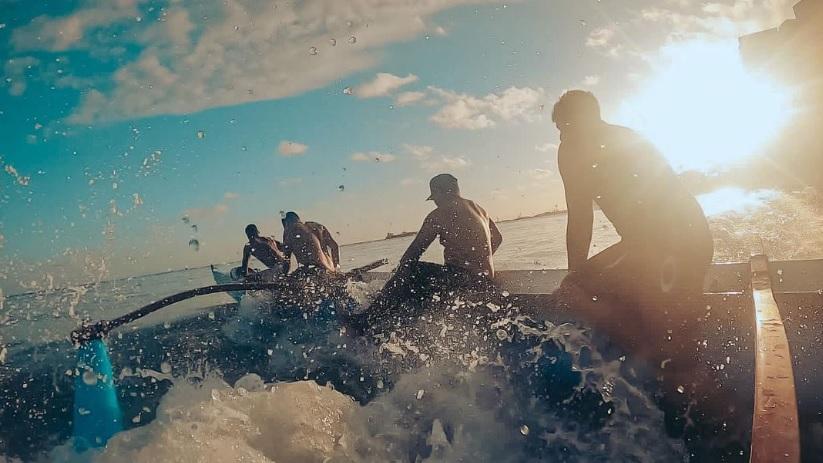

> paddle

[{"left": 69, "top": 258, "right": 388, "bottom": 450}]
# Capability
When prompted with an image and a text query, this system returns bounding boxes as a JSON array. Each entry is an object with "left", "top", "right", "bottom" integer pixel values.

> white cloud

[
  {"left": 278, "top": 141, "right": 308, "bottom": 157},
  {"left": 403, "top": 144, "right": 434, "bottom": 159},
  {"left": 420, "top": 155, "right": 470, "bottom": 172},
  {"left": 535, "top": 142, "right": 558, "bottom": 153},
  {"left": 354, "top": 72, "right": 418, "bottom": 98},
  {"left": 10, "top": 0, "right": 505, "bottom": 123},
  {"left": 223, "top": 191, "right": 240, "bottom": 200},
  {"left": 351, "top": 151, "right": 397, "bottom": 163},
  {"left": 395, "top": 91, "right": 427, "bottom": 106},
  {"left": 637, "top": 0, "right": 795, "bottom": 39},
  {"left": 3, "top": 57, "right": 40, "bottom": 96},
  {"left": 585, "top": 26, "right": 623, "bottom": 57},
  {"left": 429, "top": 86, "right": 545, "bottom": 130},
  {"left": 582, "top": 75, "right": 600, "bottom": 86},
  {"left": 400, "top": 144, "right": 469, "bottom": 172},
  {"left": 11, "top": 1, "right": 141, "bottom": 52},
  {"left": 400, "top": 178, "right": 421, "bottom": 187},
  {"left": 585, "top": 27, "right": 615, "bottom": 48}
]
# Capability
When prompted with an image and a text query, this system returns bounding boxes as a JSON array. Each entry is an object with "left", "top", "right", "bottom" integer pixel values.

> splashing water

[{"left": 0, "top": 278, "right": 687, "bottom": 462}]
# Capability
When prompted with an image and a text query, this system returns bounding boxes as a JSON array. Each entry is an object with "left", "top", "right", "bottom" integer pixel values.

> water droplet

[
  {"left": 338, "top": 185, "right": 345, "bottom": 192},
  {"left": 191, "top": 224, "right": 198, "bottom": 233},
  {"left": 234, "top": 25, "right": 239, "bottom": 31},
  {"left": 309, "top": 46, "right": 318, "bottom": 55},
  {"left": 520, "top": 424, "right": 530, "bottom": 436},
  {"left": 329, "top": 38, "right": 337, "bottom": 46},
  {"left": 348, "top": 36, "right": 357, "bottom": 44},
  {"left": 677, "top": 385, "right": 685, "bottom": 394},
  {"left": 267, "top": 349, "right": 273, "bottom": 356},
  {"left": 343, "top": 87, "right": 353, "bottom": 95},
  {"left": 82, "top": 369, "right": 98, "bottom": 386},
  {"left": 189, "top": 238, "right": 200, "bottom": 251},
  {"left": 132, "top": 415, "right": 141, "bottom": 423},
  {"left": 376, "top": 379, "right": 384, "bottom": 389},
  {"left": 496, "top": 329, "right": 508, "bottom": 341},
  {"left": 196, "top": 130, "right": 205, "bottom": 139},
  {"left": 416, "top": 389, "right": 425, "bottom": 400},
  {"left": 579, "top": 19, "right": 588, "bottom": 26},
  {"left": 591, "top": 295, "right": 598, "bottom": 301}
]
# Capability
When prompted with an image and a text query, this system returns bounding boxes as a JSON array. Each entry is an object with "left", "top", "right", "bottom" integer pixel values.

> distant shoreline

[
  {"left": 2, "top": 211, "right": 569, "bottom": 297},
  {"left": 498, "top": 209, "right": 567, "bottom": 224},
  {"left": 343, "top": 210, "right": 567, "bottom": 246}
]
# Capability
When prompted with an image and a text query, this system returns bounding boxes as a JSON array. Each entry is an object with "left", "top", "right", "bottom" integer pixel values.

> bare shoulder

[
  {"left": 557, "top": 141, "right": 579, "bottom": 175},
  {"left": 306, "top": 221, "right": 327, "bottom": 233},
  {"left": 423, "top": 208, "right": 443, "bottom": 226}
]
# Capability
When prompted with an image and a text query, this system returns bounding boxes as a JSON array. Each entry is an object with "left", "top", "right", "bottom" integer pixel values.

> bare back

[
  {"left": 283, "top": 222, "right": 336, "bottom": 272},
  {"left": 429, "top": 198, "right": 496, "bottom": 277},
  {"left": 246, "top": 236, "right": 286, "bottom": 269}
]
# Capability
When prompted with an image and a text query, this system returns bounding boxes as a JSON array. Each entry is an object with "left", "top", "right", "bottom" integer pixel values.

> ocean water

[{"left": 2, "top": 191, "right": 823, "bottom": 462}]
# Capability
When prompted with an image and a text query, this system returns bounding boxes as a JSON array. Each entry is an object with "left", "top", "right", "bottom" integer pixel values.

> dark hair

[
  {"left": 551, "top": 90, "right": 601, "bottom": 125},
  {"left": 245, "top": 224, "right": 259, "bottom": 238},
  {"left": 282, "top": 211, "right": 300, "bottom": 224}
]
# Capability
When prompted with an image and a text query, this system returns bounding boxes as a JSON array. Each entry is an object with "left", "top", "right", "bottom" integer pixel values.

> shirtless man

[
  {"left": 239, "top": 224, "right": 289, "bottom": 280},
  {"left": 369, "top": 174, "right": 503, "bottom": 318},
  {"left": 553, "top": 90, "right": 712, "bottom": 303},
  {"left": 281, "top": 212, "right": 339, "bottom": 273}
]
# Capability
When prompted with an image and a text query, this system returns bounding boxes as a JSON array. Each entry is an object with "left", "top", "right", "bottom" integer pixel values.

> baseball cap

[{"left": 426, "top": 173, "right": 459, "bottom": 201}]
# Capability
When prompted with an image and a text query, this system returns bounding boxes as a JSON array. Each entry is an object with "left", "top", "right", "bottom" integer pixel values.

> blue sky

[{"left": 0, "top": 0, "right": 799, "bottom": 292}]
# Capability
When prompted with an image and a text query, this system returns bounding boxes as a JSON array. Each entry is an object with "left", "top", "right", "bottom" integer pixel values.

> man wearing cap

[
  {"left": 239, "top": 224, "right": 290, "bottom": 281},
  {"left": 281, "top": 211, "right": 340, "bottom": 273},
  {"left": 363, "top": 174, "right": 503, "bottom": 324},
  {"left": 552, "top": 90, "right": 713, "bottom": 304}
]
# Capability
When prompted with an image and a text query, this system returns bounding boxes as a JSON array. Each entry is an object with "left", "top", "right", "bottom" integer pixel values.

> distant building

[{"left": 739, "top": 0, "right": 823, "bottom": 188}]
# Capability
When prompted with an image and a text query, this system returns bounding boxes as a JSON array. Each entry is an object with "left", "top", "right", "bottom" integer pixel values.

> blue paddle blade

[{"left": 73, "top": 339, "right": 122, "bottom": 451}]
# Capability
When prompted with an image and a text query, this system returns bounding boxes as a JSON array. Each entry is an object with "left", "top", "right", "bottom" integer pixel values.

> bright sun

[{"left": 618, "top": 40, "right": 793, "bottom": 173}]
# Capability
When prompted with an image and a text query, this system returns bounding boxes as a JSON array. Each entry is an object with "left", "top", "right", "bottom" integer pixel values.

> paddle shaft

[{"left": 72, "top": 259, "right": 388, "bottom": 343}]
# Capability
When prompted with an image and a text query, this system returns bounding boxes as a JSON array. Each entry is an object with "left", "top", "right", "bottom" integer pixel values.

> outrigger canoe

[{"left": 71, "top": 255, "right": 822, "bottom": 462}]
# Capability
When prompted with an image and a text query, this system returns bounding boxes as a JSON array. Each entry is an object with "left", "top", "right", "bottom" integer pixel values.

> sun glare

[
  {"left": 618, "top": 41, "right": 793, "bottom": 173},
  {"left": 697, "top": 187, "right": 777, "bottom": 217}
]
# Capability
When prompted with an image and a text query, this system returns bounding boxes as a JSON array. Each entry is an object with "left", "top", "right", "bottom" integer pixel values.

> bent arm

[
  {"left": 275, "top": 240, "right": 290, "bottom": 273},
  {"left": 559, "top": 147, "right": 594, "bottom": 272},
  {"left": 565, "top": 197, "right": 593, "bottom": 272},
  {"left": 323, "top": 229, "right": 340, "bottom": 267},
  {"left": 489, "top": 218, "right": 503, "bottom": 254},
  {"left": 240, "top": 245, "right": 252, "bottom": 276},
  {"left": 398, "top": 216, "right": 438, "bottom": 268},
  {"left": 281, "top": 237, "right": 294, "bottom": 269}
]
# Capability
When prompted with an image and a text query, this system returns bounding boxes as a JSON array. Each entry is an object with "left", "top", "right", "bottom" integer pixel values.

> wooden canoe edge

[{"left": 749, "top": 254, "right": 801, "bottom": 463}]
